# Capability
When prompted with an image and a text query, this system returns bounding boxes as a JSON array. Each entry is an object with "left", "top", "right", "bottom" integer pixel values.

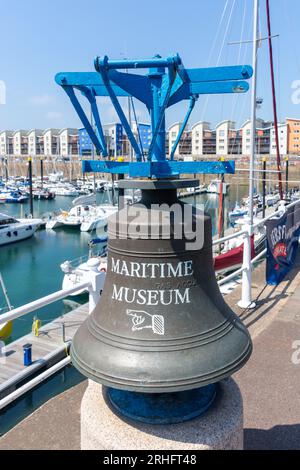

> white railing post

[
  {"left": 87, "top": 259, "right": 104, "bottom": 314},
  {"left": 278, "top": 200, "right": 287, "bottom": 215},
  {"left": 238, "top": 218, "right": 256, "bottom": 309}
]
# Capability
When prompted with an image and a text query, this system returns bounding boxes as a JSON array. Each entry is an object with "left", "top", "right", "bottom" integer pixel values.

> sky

[{"left": 1, "top": 0, "right": 300, "bottom": 131}]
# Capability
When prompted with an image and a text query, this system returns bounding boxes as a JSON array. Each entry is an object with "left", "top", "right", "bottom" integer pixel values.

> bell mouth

[{"left": 105, "top": 384, "right": 217, "bottom": 424}]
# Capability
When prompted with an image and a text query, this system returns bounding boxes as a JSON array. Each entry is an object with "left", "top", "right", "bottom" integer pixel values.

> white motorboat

[
  {"left": 60, "top": 239, "right": 108, "bottom": 296},
  {"left": 0, "top": 213, "right": 42, "bottom": 246},
  {"left": 49, "top": 171, "right": 64, "bottom": 183},
  {"left": 46, "top": 208, "right": 80, "bottom": 229},
  {"left": 0, "top": 190, "right": 28, "bottom": 204},
  {"left": 46, "top": 204, "right": 118, "bottom": 231},
  {"left": 45, "top": 182, "right": 79, "bottom": 197},
  {"left": 80, "top": 204, "right": 118, "bottom": 232},
  {"left": 266, "top": 193, "right": 280, "bottom": 207},
  {"left": 229, "top": 203, "right": 248, "bottom": 222}
]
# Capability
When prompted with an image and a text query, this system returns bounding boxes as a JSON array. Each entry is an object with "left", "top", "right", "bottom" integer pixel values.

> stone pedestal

[{"left": 81, "top": 378, "right": 244, "bottom": 450}]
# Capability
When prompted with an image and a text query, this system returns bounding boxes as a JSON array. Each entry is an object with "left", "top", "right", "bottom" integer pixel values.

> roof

[
  {"left": 191, "top": 121, "right": 211, "bottom": 130},
  {"left": 168, "top": 122, "right": 184, "bottom": 131},
  {"left": 216, "top": 120, "right": 236, "bottom": 128}
]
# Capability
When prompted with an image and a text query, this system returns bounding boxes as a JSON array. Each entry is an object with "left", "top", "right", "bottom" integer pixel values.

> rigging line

[
  {"left": 229, "top": 12, "right": 254, "bottom": 156},
  {"left": 237, "top": 0, "right": 247, "bottom": 63},
  {"left": 216, "top": 0, "right": 237, "bottom": 66},
  {"left": 206, "top": 0, "right": 230, "bottom": 67},
  {"left": 200, "top": 0, "right": 231, "bottom": 121},
  {"left": 201, "top": 0, "right": 236, "bottom": 121},
  {"left": 229, "top": 0, "right": 247, "bottom": 121}
]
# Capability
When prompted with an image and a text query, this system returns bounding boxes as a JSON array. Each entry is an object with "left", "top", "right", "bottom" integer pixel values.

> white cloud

[
  {"left": 29, "top": 94, "right": 54, "bottom": 106},
  {"left": 45, "top": 111, "right": 63, "bottom": 120}
]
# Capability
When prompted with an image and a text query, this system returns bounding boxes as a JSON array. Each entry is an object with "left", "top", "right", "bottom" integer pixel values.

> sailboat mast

[
  {"left": 248, "top": 0, "right": 260, "bottom": 225},
  {"left": 266, "top": 0, "right": 283, "bottom": 200}
]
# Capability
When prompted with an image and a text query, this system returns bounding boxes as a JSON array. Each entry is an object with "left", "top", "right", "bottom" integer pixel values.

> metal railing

[
  {"left": 0, "top": 281, "right": 91, "bottom": 324},
  {"left": 214, "top": 199, "right": 298, "bottom": 308},
  {"left": 0, "top": 270, "right": 106, "bottom": 409}
]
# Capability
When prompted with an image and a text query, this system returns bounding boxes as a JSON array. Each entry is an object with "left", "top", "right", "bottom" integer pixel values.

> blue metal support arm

[
  {"left": 56, "top": 53, "right": 252, "bottom": 178},
  {"left": 82, "top": 160, "right": 235, "bottom": 177},
  {"left": 63, "top": 86, "right": 105, "bottom": 155},
  {"left": 170, "top": 96, "right": 197, "bottom": 160},
  {"left": 94, "top": 54, "right": 182, "bottom": 72},
  {"left": 147, "top": 62, "right": 177, "bottom": 161},
  {"left": 55, "top": 72, "right": 129, "bottom": 97},
  {"left": 81, "top": 87, "right": 108, "bottom": 157},
  {"left": 97, "top": 65, "right": 142, "bottom": 161}
]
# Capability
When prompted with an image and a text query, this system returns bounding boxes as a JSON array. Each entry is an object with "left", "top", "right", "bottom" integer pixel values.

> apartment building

[
  {"left": 27, "top": 129, "right": 44, "bottom": 155},
  {"left": 103, "top": 123, "right": 123, "bottom": 157},
  {"left": 43, "top": 129, "right": 60, "bottom": 157},
  {"left": 13, "top": 130, "right": 29, "bottom": 155},
  {"left": 270, "top": 123, "right": 288, "bottom": 156},
  {"left": 192, "top": 122, "right": 209, "bottom": 156},
  {"left": 3, "top": 118, "right": 300, "bottom": 159},
  {"left": 59, "top": 128, "right": 78, "bottom": 156},
  {"left": 287, "top": 118, "right": 300, "bottom": 155},
  {"left": 0, "top": 131, "right": 13, "bottom": 156},
  {"left": 241, "top": 119, "right": 271, "bottom": 155},
  {"left": 216, "top": 121, "right": 236, "bottom": 156}
]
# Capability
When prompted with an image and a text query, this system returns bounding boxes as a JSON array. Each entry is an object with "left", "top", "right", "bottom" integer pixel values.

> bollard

[
  {"left": 23, "top": 343, "right": 32, "bottom": 366},
  {"left": 32, "top": 317, "right": 41, "bottom": 337},
  {"left": 238, "top": 219, "right": 256, "bottom": 310}
]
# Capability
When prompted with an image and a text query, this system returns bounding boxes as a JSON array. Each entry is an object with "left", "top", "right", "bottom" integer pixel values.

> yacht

[
  {"left": 266, "top": 193, "right": 280, "bottom": 207},
  {"left": 0, "top": 190, "right": 28, "bottom": 203},
  {"left": 60, "top": 238, "right": 108, "bottom": 295},
  {"left": 46, "top": 204, "right": 118, "bottom": 231},
  {"left": 0, "top": 213, "right": 42, "bottom": 246},
  {"left": 80, "top": 204, "right": 118, "bottom": 232},
  {"left": 46, "top": 184, "right": 79, "bottom": 197},
  {"left": 229, "top": 203, "right": 248, "bottom": 224}
]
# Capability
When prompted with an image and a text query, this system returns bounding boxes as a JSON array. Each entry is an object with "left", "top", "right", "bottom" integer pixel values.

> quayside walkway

[{"left": 1, "top": 252, "right": 300, "bottom": 450}]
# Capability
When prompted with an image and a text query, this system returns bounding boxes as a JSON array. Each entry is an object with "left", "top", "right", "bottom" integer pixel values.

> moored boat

[{"left": 0, "top": 213, "right": 42, "bottom": 246}]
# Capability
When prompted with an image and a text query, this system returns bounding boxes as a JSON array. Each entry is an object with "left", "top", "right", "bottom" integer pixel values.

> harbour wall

[{"left": 1, "top": 155, "right": 300, "bottom": 187}]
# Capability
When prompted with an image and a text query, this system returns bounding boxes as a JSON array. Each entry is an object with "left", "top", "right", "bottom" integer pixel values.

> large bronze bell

[{"left": 71, "top": 179, "right": 252, "bottom": 404}]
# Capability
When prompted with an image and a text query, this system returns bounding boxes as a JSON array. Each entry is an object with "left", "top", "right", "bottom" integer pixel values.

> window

[
  {"left": 219, "top": 130, "right": 225, "bottom": 137},
  {"left": 0, "top": 218, "right": 17, "bottom": 226},
  {"left": 246, "top": 129, "right": 251, "bottom": 135}
]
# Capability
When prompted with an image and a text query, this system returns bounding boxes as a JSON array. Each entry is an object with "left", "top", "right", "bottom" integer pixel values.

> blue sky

[{"left": 1, "top": 0, "right": 300, "bottom": 130}]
